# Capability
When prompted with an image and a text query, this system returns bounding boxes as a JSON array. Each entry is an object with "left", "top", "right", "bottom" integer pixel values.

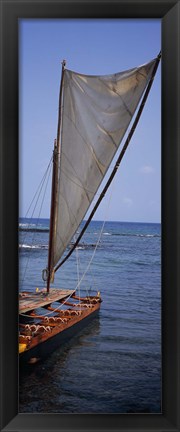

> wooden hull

[{"left": 19, "top": 300, "right": 100, "bottom": 364}]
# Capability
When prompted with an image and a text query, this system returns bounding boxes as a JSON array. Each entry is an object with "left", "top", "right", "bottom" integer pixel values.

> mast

[
  {"left": 54, "top": 51, "right": 161, "bottom": 272},
  {"left": 46, "top": 59, "right": 66, "bottom": 292}
]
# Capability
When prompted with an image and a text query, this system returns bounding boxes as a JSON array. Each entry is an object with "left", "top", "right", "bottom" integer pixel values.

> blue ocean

[{"left": 19, "top": 218, "right": 161, "bottom": 413}]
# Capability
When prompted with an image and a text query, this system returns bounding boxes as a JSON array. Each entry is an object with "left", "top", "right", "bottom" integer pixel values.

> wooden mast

[
  {"left": 54, "top": 51, "right": 161, "bottom": 272},
  {"left": 46, "top": 60, "right": 66, "bottom": 293}
]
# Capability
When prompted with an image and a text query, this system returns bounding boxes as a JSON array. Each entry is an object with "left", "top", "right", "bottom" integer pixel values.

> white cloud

[{"left": 140, "top": 165, "right": 154, "bottom": 174}]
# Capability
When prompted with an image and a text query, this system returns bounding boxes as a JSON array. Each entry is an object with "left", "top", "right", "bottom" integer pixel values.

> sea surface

[{"left": 19, "top": 218, "right": 161, "bottom": 413}]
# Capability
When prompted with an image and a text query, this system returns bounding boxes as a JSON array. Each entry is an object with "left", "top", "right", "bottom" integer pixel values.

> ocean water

[{"left": 19, "top": 218, "right": 161, "bottom": 413}]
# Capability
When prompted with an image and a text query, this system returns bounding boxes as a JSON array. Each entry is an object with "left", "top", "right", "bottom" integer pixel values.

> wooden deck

[{"left": 19, "top": 288, "right": 75, "bottom": 313}]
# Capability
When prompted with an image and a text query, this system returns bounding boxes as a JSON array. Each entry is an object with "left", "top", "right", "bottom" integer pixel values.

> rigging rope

[
  {"left": 20, "top": 157, "right": 52, "bottom": 247},
  {"left": 20, "top": 181, "right": 115, "bottom": 317},
  {"left": 74, "top": 222, "right": 104, "bottom": 291},
  {"left": 74, "top": 235, "right": 81, "bottom": 306},
  {"left": 73, "top": 176, "right": 115, "bottom": 294},
  {"left": 20, "top": 158, "right": 52, "bottom": 289},
  {"left": 24, "top": 157, "right": 52, "bottom": 219},
  {"left": 19, "top": 290, "right": 76, "bottom": 318}
]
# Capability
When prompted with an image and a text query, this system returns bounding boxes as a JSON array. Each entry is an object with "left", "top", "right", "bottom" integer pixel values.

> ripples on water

[{"left": 19, "top": 219, "right": 161, "bottom": 413}]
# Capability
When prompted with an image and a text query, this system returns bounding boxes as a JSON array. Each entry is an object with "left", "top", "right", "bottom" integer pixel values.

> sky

[{"left": 19, "top": 19, "right": 161, "bottom": 223}]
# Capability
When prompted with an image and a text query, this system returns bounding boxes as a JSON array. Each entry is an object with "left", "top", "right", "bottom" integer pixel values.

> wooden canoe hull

[{"left": 19, "top": 302, "right": 100, "bottom": 365}]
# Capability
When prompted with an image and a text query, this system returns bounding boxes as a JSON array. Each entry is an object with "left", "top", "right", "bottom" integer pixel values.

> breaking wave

[
  {"left": 19, "top": 244, "right": 48, "bottom": 250},
  {"left": 111, "top": 233, "right": 160, "bottom": 238},
  {"left": 19, "top": 243, "right": 98, "bottom": 251}
]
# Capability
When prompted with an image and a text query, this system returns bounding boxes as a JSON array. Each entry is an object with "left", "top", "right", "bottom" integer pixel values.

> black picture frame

[{"left": 1, "top": 0, "right": 180, "bottom": 431}]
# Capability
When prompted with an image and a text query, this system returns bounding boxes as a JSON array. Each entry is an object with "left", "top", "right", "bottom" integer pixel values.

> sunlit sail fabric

[{"left": 52, "top": 59, "right": 156, "bottom": 268}]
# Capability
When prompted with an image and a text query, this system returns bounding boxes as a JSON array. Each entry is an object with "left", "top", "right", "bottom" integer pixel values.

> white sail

[{"left": 52, "top": 59, "right": 156, "bottom": 268}]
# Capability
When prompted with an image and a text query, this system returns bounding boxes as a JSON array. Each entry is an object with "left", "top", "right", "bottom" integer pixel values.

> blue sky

[{"left": 19, "top": 19, "right": 161, "bottom": 223}]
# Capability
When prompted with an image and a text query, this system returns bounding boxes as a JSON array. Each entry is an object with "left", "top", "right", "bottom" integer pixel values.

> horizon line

[{"left": 19, "top": 216, "right": 161, "bottom": 225}]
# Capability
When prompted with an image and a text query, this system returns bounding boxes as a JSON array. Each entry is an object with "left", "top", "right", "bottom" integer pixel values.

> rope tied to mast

[{"left": 42, "top": 267, "right": 55, "bottom": 283}]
